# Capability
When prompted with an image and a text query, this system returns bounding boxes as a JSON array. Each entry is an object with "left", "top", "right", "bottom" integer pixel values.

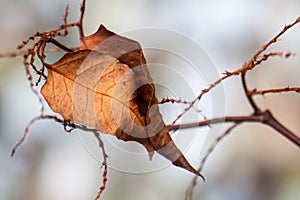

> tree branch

[
  {"left": 92, "top": 131, "right": 108, "bottom": 200},
  {"left": 47, "top": 38, "right": 75, "bottom": 52},
  {"left": 168, "top": 115, "right": 260, "bottom": 131},
  {"left": 0, "top": 46, "right": 79, "bottom": 58},
  {"left": 262, "top": 110, "right": 300, "bottom": 147},
  {"left": 171, "top": 17, "right": 300, "bottom": 126},
  {"left": 5, "top": 1, "right": 299, "bottom": 199},
  {"left": 249, "top": 87, "right": 300, "bottom": 95},
  {"left": 168, "top": 111, "right": 300, "bottom": 148},
  {"left": 241, "top": 71, "right": 261, "bottom": 113}
]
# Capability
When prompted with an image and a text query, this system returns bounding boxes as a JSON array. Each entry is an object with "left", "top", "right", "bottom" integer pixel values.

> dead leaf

[{"left": 41, "top": 25, "right": 203, "bottom": 179}]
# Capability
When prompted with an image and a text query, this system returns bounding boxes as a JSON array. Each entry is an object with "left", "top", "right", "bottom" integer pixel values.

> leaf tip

[{"left": 172, "top": 156, "right": 205, "bottom": 181}]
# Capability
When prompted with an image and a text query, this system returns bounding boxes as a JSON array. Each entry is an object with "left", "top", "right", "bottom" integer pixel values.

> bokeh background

[{"left": 0, "top": 0, "right": 299, "bottom": 200}]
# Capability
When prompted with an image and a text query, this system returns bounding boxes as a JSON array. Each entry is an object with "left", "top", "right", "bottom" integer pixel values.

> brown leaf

[
  {"left": 41, "top": 50, "right": 154, "bottom": 153},
  {"left": 41, "top": 25, "right": 203, "bottom": 178}
]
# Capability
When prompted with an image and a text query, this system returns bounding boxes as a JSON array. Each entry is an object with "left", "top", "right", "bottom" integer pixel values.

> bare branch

[
  {"left": 262, "top": 110, "right": 300, "bottom": 147},
  {"left": 252, "top": 17, "right": 300, "bottom": 61},
  {"left": 0, "top": 46, "right": 79, "bottom": 58},
  {"left": 5, "top": 1, "right": 299, "bottom": 199},
  {"left": 160, "top": 97, "right": 192, "bottom": 105},
  {"left": 47, "top": 38, "right": 75, "bottom": 52},
  {"left": 171, "top": 75, "right": 229, "bottom": 125},
  {"left": 92, "top": 131, "right": 109, "bottom": 200},
  {"left": 79, "top": 0, "right": 87, "bottom": 47},
  {"left": 168, "top": 115, "right": 262, "bottom": 131},
  {"left": 241, "top": 72, "right": 261, "bottom": 113},
  {"left": 171, "top": 17, "right": 300, "bottom": 156},
  {"left": 168, "top": 111, "right": 300, "bottom": 148},
  {"left": 249, "top": 87, "right": 300, "bottom": 95},
  {"left": 185, "top": 123, "right": 240, "bottom": 200},
  {"left": 79, "top": 0, "right": 86, "bottom": 38},
  {"left": 11, "top": 114, "right": 70, "bottom": 156}
]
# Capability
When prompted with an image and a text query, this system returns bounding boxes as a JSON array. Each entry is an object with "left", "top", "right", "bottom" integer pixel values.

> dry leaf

[
  {"left": 41, "top": 25, "right": 203, "bottom": 178},
  {"left": 42, "top": 50, "right": 155, "bottom": 153}
]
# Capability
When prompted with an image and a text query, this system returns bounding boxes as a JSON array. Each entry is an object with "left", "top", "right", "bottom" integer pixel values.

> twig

[
  {"left": 60, "top": 4, "right": 69, "bottom": 36},
  {"left": 171, "top": 16, "right": 300, "bottom": 126},
  {"left": 185, "top": 124, "right": 240, "bottom": 200},
  {"left": 79, "top": 0, "right": 86, "bottom": 38},
  {"left": 168, "top": 111, "right": 300, "bottom": 148},
  {"left": 0, "top": 46, "right": 79, "bottom": 58},
  {"left": 171, "top": 75, "right": 229, "bottom": 125},
  {"left": 6, "top": 1, "right": 299, "bottom": 199},
  {"left": 11, "top": 115, "right": 109, "bottom": 200},
  {"left": 47, "top": 38, "right": 75, "bottom": 52},
  {"left": 79, "top": 0, "right": 87, "bottom": 48},
  {"left": 241, "top": 72, "right": 261, "bottom": 113},
  {"left": 252, "top": 17, "right": 300, "bottom": 61},
  {"left": 253, "top": 52, "right": 295, "bottom": 67},
  {"left": 249, "top": 87, "right": 300, "bottom": 95},
  {"left": 168, "top": 115, "right": 261, "bottom": 131},
  {"left": 160, "top": 97, "right": 192, "bottom": 105},
  {"left": 11, "top": 114, "right": 71, "bottom": 157},
  {"left": 92, "top": 131, "right": 109, "bottom": 200},
  {"left": 184, "top": 109, "right": 300, "bottom": 199}
]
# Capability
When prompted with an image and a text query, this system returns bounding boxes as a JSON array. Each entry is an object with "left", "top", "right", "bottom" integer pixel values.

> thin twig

[
  {"left": 168, "top": 115, "right": 262, "bottom": 131},
  {"left": 185, "top": 123, "right": 240, "bottom": 200},
  {"left": 168, "top": 111, "right": 300, "bottom": 148},
  {"left": 79, "top": 0, "right": 86, "bottom": 38},
  {"left": 241, "top": 72, "right": 261, "bottom": 113},
  {"left": 92, "top": 131, "right": 109, "bottom": 200},
  {"left": 0, "top": 46, "right": 79, "bottom": 58},
  {"left": 11, "top": 114, "right": 70, "bottom": 156},
  {"left": 252, "top": 17, "right": 300, "bottom": 61},
  {"left": 47, "top": 38, "right": 75, "bottom": 52},
  {"left": 160, "top": 97, "right": 192, "bottom": 105},
  {"left": 60, "top": 4, "right": 69, "bottom": 36},
  {"left": 254, "top": 51, "right": 295, "bottom": 67},
  {"left": 6, "top": 2, "right": 299, "bottom": 199},
  {"left": 171, "top": 75, "right": 229, "bottom": 125},
  {"left": 249, "top": 87, "right": 300, "bottom": 95},
  {"left": 79, "top": 0, "right": 87, "bottom": 48},
  {"left": 171, "top": 16, "right": 300, "bottom": 126}
]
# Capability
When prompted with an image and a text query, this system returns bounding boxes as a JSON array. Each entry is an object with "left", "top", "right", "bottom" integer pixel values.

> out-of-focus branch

[
  {"left": 0, "top": 46, "right": 79, "bottom": 58},
  {"left": 185, "top": 124, "right": 240, "bottom": 200},
  {"left": 92, "top": 131, "right": 108, "bottom": 200}
]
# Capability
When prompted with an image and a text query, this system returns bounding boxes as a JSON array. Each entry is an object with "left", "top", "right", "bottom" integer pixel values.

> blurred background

[{"left": 0, "top": 0, "right": 299, "bottom": 200}]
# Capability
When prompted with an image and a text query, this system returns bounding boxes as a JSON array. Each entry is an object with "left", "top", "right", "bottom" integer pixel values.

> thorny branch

[
  {"left": 9, "top": 1, "right": 108, "bottom": 200},
  {"left": 168, "top": 111, "right": 300, "bottom": 147},
  {"left": 92, "top": 131, "right": 108, "bottom": 200},
  {"left": 1, "top": 0, "right": 299, "bottom": 199},
  {"left": 0, "top": 46, "right": 79, "bottom": 58},
  {"left": 182, "top": 16, "right": 300, "bottom": 199},
  {"left": 11, "top": 116, "right": 108, "bottom": 200},
  {"left": 11, "top": 114, "right": 75, "bottom": 157},
  {"left": 171, "top": 16, "right": 300, "bottom": 126}
]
